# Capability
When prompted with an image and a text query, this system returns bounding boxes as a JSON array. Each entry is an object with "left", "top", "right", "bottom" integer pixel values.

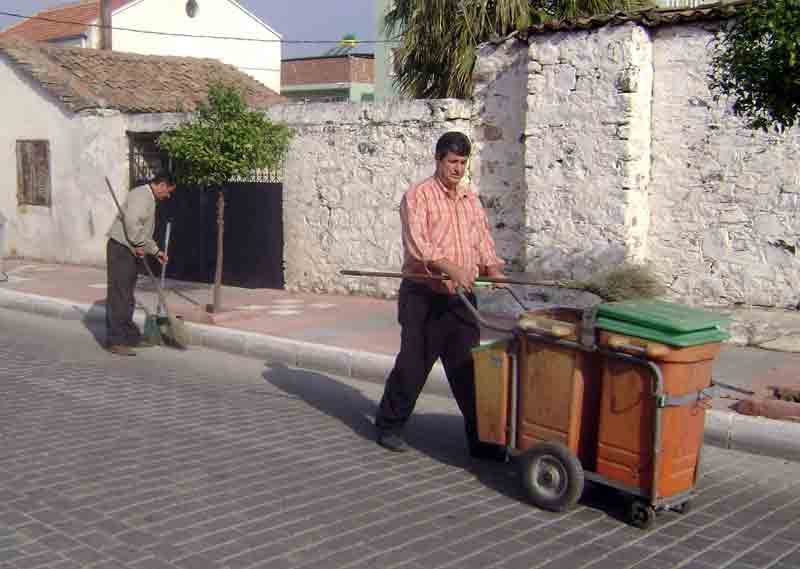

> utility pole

[{"left": 100, "top": 0, "right": 112, "bottom": 50}]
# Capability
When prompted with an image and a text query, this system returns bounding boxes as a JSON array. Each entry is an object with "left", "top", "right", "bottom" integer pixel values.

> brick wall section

[
  {"left": 349, "top": 56, "right": 374, "bottom": 83},
  {"left": 282, "top": 56, "right": 374, "bottom": 87}
]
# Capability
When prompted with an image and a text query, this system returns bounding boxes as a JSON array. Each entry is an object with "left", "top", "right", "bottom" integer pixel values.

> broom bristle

[
  {"left": 161, "top": 314, "right": 191, "bottom": 349},
  {"left": 565, "top": 263, "right": 665, "bottom": 302}
]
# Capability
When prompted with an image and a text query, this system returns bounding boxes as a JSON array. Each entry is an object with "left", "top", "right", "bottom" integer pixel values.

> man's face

[
  {"left": 435, "top": 151, "right": 468, "bottom": 190},
  {"left": 152, "top": 182, "right": 176, "bottom": 201}
]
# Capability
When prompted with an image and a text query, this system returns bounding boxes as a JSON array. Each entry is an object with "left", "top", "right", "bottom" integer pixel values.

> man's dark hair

[
  {"left": 435, "top": 131, "right": 471, "bottom": 160},
  {"left": 151, "top": 172, "right": 176, "bottom": 186}
]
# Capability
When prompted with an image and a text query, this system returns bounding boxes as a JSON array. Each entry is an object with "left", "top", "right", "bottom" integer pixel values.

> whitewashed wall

[
  {"left": 473, "top": 21, "right": 800, "bottom": 308},
  {"left": 649, "top": 25, "right": 800, "bottom": 308},
  {"left": 471, "top": 40, "right": 529, "bottom": 270},
  {"left": 0, "top": 55, "right": 186, "bottom": 265},
  {"left": 268, "top": 100, "right": 473, "bottom": 296}
]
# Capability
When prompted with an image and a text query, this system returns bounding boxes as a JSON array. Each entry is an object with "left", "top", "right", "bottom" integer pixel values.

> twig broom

[{"left": 341, "top": 263, "right": 665, "bottom": 302}]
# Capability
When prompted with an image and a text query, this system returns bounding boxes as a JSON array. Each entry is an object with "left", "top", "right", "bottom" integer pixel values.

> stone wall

[
  {"left": 471, "top": 41, "right": 529, "bottom": 270},
  {"left": 473, "top": 21, "right": 800, "bottom": 308},
  {"left": 267, "top": 100, "right": 472, "bottom": 296},
  {"left": 649, "top": 25, "right": 800, "bottom": 308}
]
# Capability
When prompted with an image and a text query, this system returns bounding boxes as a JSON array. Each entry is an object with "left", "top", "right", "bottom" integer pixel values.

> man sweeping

[
  {"left": 105, "top": 173, "right": 175, "bottom": 356},
  {"left": 374, "top": 131, "right": 507, "bottom": 461}
]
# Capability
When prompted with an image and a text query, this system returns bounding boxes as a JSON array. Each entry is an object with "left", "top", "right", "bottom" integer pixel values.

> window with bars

[{"left": 16, "top": 140, "right": 52, "bottom": 207}]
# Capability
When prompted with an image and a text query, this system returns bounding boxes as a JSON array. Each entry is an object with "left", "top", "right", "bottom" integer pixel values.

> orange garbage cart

[{"left": 469, "top": 293, "right": 731, "bottom": 529}]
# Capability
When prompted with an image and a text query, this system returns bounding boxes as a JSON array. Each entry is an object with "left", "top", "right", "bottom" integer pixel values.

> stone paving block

[
  {"left": 12, "top": 550, "right": 65, "bottom": 569},
  {"left": 498, "top": 542, "right": 566, "bottom": 569},
  {"left": 92, "top": 518, "right": 130, "bottom": 535},
  {"left": 37, "top": 533, "right": 82, "bottom": 551},
  {"left": 105, "top": 543, "right": 152, "bottom": 564},
  {"left": 61, "top": 545, "right": 110, "bottom": 566},
  {"left": 132, "top": 558, "right": 181, "bottom": 569},
  {"left": 45, "top": 559, "right": 84, "bottom": 569},
  {"left": 293, "top": 543, "right": 377, "bottom": 569},
  {"left": 171, "top": 553, "right": 220, "bottom": 569}
]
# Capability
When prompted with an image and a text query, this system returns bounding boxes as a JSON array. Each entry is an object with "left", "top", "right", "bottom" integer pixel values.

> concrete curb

[{"left": 0, "top": 287, "right": 796, "bottom": 463}]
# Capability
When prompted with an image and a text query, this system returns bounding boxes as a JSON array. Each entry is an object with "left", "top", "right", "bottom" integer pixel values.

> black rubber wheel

[
  {"left": 628, "top": 499, "right": 657, "bottom": 530},
  {"left": 518, "top": 442, "right": 584, "bottom": 512}
]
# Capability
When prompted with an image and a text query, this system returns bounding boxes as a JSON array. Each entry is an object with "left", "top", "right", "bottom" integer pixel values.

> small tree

[
  {"left": 710, "top": 0, "right": 800, "bottom": 132},
  {"left": 159, "top": 84, "right": 292, "bottom": 312}
]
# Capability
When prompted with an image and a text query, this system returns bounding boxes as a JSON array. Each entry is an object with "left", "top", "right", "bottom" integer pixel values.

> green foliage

[
  {"left": 158, "top": 84, "right": 292, "bottom": 187},
  {"left": 710, "top": 0, "right": 800, "bottom": 132},
  {"left": 384, "top": 0, "right": 651, "bottom": 99}
]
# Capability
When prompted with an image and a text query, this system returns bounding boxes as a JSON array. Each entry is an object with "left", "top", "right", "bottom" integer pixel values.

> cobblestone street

[{"left": 1, "top": 308, "right": 799, "bottom": 569}]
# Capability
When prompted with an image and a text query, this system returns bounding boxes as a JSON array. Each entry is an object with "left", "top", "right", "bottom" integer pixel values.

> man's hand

[
  {"left": 134, "top": 247, "right": 146, "bottom": 258},
  {"left": 447, "top": 265, "right": 474, "bottom": 292},
  {"left": 484, "top": 266, "right": 507, "bottom": 289},
  {"left": 156, "top": 251, "right": 169, "bottom": 265}
]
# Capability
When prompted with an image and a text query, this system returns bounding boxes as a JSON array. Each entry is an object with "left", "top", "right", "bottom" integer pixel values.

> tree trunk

[{"left": 211, "top": 188, "right": 225, "bottom": 313}]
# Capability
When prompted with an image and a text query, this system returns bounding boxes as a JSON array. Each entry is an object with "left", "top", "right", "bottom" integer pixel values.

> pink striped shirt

[{"left": 401, "top": 176, "right": 503, "bottom": 293}]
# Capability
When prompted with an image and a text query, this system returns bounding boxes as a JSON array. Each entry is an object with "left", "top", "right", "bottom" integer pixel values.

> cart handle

[{"left": 605, "top": 334, "right": 670, "bottom": 359}]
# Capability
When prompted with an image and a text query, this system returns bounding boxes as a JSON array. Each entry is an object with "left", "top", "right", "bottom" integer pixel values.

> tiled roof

[
  {"left": 518, "top": 2, "right": 749, "bottom": 36},
  {"left": 0, "top": 1, "right": 130, "bottom": 42},
  {"left": 0, "top": 39, "right": 285, "bottom": 113}
]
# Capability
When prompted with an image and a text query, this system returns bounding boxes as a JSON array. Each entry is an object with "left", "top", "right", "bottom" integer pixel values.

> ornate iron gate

[{"left": 127, "top": 132, "right": 285, "bottom": 289}]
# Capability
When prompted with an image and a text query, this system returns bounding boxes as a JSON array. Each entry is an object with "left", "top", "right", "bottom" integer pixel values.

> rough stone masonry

[
  {"left": 270, "top": 18, "right": 798, "bottom": 310},
  {"left": 472, "top": 20, "right": 800, "bottom": 309}
]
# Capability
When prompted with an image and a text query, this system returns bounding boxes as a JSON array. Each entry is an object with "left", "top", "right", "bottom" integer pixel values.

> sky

[{"left": 0, "top": 0, "right": 378, "bottom": 58}]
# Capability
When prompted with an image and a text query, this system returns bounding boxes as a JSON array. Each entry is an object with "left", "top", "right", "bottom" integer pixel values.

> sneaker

[
  {"left": 108, "top": 344, "right": 136, "bottom": 356},
  {"left": 377, "top": 431, "right": 409, "bottom": 453}
]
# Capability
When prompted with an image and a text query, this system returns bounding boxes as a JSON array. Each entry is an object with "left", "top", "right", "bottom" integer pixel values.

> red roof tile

[
  {"left": 0, "top": 38, "right": 285, "bottom": 113},
  {"left": 0, "top": 1, "right": 130, "bottom": 43},
  {"left": 519, "top": 2, "right": 749, "bottom": 36}
]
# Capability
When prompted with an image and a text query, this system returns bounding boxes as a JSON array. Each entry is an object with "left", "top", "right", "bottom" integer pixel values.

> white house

[
  {"left": 0, "top": 38, "right": 283, "bottom": 265},
  {"left": 0, "top": 0, "right": 282, "bottom": 93}
]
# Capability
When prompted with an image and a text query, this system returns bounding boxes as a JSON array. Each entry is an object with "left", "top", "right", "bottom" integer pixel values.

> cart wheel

[
  {"left": 628, "top": 499, "right": 657, "bottom": 530},
  {"left": 519, "top": 442, "right": 584, "bottom": 512}
]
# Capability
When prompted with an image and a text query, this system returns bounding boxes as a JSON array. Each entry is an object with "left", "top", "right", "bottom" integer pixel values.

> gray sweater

[{"left": 107, "top": 184, "right": 159, "bottom": 255}]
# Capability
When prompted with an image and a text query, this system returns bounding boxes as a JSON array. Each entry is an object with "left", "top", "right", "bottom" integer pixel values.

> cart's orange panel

[
  {"left": 516, "top": 309, "right": 602, "bottom": 470},
  {"left": 473, "top": 339, "right": 511, "bottom": 446},
  {"left": 596, "top": 333, "right": 720, "bottom": 499}
]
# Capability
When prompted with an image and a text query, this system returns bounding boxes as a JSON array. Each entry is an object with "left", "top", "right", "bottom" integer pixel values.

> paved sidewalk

[
  {"left": 3, "top": 311, "right": 800, "bottom": 569},
  {"left": 1, "top": 259, "right": 800, "bottom": 462}
]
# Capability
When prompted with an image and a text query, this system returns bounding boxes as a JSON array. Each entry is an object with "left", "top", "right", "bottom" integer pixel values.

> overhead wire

[{"left": 0, "top": 10, "right": 389, "bottom": 45}]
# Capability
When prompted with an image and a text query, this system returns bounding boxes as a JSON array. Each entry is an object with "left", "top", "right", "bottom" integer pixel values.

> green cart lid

[
  {"left": 596, "top": 316, "right": 731, "bottom": 347},
  {"left": 596, "top": 299, "right": 731, "bottom": 335}
]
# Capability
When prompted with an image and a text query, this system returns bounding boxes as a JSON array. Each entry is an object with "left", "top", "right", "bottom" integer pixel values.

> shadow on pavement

[
  {"left": 261, "top": 362, "right": 530, "bottom": 507},
  {"left": 80, "top": 300, "right": 108, "bottom": 349}
]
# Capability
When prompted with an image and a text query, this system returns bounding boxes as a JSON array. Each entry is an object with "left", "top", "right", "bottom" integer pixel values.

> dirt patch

[{"left": 734, "top": 385, "right": 800, "bottom": 423}]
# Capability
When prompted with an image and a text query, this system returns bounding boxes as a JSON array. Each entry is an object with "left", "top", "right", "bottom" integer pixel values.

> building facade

[
  {"left": 281, "top": 54, "right": 374, "bottom": 103},
  {"left": 0, "top": 0, "right": 282, "bottom": 93}
]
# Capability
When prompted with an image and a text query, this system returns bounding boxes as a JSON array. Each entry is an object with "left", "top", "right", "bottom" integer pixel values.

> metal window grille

[
  {"left": 129, "top": 133, "right": 168, "bottom": 188},
  {"left": 128, "top": 132, "right": 284, "bottom": 185},
  {"left": 16, "top": 140, "right": 52, "bottom": 207}
]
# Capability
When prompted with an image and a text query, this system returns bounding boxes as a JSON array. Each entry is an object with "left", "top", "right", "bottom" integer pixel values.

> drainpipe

[{"left": 100, "top": 0, "right": 112, "bottom": 50}]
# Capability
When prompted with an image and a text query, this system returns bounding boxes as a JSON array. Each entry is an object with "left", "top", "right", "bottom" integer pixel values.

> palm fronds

[{"left": 385, "top": 0, "right": 653, "bottom": 99}]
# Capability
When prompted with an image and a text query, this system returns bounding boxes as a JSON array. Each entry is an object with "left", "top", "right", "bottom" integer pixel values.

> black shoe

[
  {"left": 107, "top": 344, "right": 136, "bottom": 356},
  {"left": 469, "top": 441, "right": 507, "bottom": 462},
  {"left": 377, "top": 431, "right": 409, "bottom": 453}
]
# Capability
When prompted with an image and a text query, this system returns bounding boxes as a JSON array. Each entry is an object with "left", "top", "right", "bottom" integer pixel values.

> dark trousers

[
  {"left": 376, "top": 280, "right": 481, "bottom": 446},
  {"left": 106, "top": 239, "right": 142, "bottom": 347}
]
